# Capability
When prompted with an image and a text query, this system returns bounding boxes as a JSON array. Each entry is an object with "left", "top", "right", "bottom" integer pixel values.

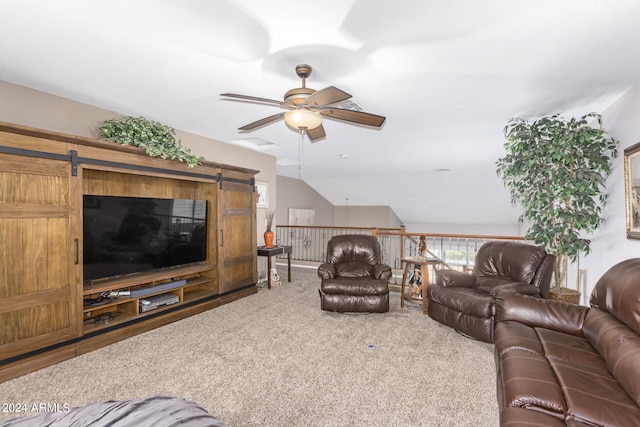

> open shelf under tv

[{"left": 82, "top": 263, "right": 217, "bottom": 334}]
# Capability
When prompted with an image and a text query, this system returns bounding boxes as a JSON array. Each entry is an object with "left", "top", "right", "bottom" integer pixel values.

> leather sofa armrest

[
  {"left": 493, "top": 288, "right": 588, "bottom": 337},
  {"left": 318, "top": 263, "right": 336, "bottom": 279},
  {"left": 493, "top": 282, "right": 541, "bottom": 296},
  {"left": 435, "top": 269, "right": 476, "bottom": 287},
  {"left": 374, "top": 264, "right": 392, "bottom": 280}
]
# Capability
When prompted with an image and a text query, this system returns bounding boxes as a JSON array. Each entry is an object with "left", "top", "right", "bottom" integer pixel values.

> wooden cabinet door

[
  {"left": 0, "top": 146, "right": 79, "bottom": 361},
  {"left": 218, "top": 174, "right": 257, "bottom": 294}
]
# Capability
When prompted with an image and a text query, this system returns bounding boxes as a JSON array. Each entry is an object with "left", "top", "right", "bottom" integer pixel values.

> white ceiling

[{"left": 2, "top": 0, "right": 640, "bottom": 226}]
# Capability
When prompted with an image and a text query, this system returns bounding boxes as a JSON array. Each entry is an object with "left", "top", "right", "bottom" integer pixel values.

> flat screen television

[{"left": 83, "top": 195, "right": 208, "bottom": 283}]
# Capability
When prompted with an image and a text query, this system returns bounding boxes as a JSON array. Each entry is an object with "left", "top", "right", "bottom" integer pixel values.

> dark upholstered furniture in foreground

[
  {"left": 494, "top": 258, "right": 640, "bottom": 426},
  {"left": 0, "top": 395, "right": 226, "bottom": 427},
  {"left": 318, "top": 234, "right": 391, "bottom": 313},
  {"left": 427, "top": 241, "right": 555, "bottom": 343}
]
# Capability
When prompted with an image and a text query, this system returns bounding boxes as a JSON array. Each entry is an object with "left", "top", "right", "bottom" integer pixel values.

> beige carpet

[{"left": 0, "top": 267, "right": 498, "bottom": 426}]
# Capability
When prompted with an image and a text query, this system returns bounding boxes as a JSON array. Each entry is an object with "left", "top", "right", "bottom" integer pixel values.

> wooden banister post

[{"left": 400, "top": 225, "right": 406, "bottom": 261}]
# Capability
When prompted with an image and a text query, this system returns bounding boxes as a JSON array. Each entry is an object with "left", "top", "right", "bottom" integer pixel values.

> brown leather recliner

[
  {"left": 318, "top": 234, "right": 392, "bottom": 313},
  {"left": 427, "top": 241, "right": 555, "bottom": 343}
]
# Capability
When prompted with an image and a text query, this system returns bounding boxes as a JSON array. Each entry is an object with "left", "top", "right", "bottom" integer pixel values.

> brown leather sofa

[
  {"left": 318, "top": 234, "right": 391, "bottom": 313},
  {"left": 427, "top": 241, "right": 555, "bottom": 343},
  {"left": 494, "top": 258, "right": 640, "bottom": 426}
]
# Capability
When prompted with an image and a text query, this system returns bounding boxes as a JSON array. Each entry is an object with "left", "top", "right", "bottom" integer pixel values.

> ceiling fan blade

[
  {"left": 306, "top": 86, "right": 352, "bottom": 107},
  {"left": 306, "top": 125, "right": 326, "bottom": 142},
  {"left": 320, "top": 109, "right": 386, "bottom": 127},
  {"left": 238, "top": 112, "right": 285, "bottom": 131},
  {"left": 221, "top": 93, "right": 287, "bottom": 107}
]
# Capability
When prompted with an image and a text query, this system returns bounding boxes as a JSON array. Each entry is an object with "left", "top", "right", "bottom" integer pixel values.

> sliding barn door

[
  {"left": 217, "top": 171, "right": 257, "bottom": 294},
  {"left": 0, "top": 136, "right": 79, "bottom": 364}
]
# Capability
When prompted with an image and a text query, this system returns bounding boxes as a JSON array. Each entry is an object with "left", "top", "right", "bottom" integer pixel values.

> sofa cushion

[
  {"left": 319, "top": 293, "right": 389, "bottom": 313},
  {"left": 320, "top": 277, "right": 389, "bottom": 296},
  {"left": 498, "top": 349, "right": 566, "bottom": 416},
  {"left": 428, "top": 286, "right": 496, "bottom": 342},
  {"left": 549, "top": 357, "right": 640, "bottom": 426},
  {"left": 494, "top": 320, "right": 640, "bottom": 425},
  {"left": 335, "top": 260, "right": 374, "bottom": 277},
  {"left": 495, "top": 321, "right": 545, "bottom": 357},
  {"left": 473, "top": 241, "right": 547, "bottom": 284},
  {"left": 536, "top": 328, "right": 608, "bottom": 373},
  {"left": 326, "top": 234, "right": 382, "bottom": 265},
  {"left": 583, "top": 307, "right": 640, "bottom": 408},
  {"left": 435, "top": 269, "right": 476, "bottom": 287},
  {"left": 428, "top": 286, "right": 493, "bottom": 317},
  {"left": 428, "top": 296, "right": 494, "bottom": 343}
]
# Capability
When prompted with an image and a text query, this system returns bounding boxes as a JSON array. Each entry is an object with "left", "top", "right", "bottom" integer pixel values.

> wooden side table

[
  {"left": 401, "top": 257, "right": 441, "bottom": 314},
  {"left": 257, "top": 245, "right": 292, "bottom": 289}
]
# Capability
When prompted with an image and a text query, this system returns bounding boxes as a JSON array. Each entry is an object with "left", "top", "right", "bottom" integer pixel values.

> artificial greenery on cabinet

[
  {"left": 496, "top": 112, "right": 618, "bottom": 293},
  {"left": 100, "top": 116, "right": 202, "bottom": 167}
]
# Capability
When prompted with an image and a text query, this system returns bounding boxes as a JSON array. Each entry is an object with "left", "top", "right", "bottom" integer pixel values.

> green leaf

[
  {"left": 497, "top": 113, "right": 618, "bottom": 271},
  {"left": 100, "top": 116, "right": 203, "bottom": 167}
]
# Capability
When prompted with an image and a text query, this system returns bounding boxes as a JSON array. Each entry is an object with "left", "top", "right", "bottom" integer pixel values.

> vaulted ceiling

[{"left": 2, "top": 0, "right": 639, "bottom": 225}]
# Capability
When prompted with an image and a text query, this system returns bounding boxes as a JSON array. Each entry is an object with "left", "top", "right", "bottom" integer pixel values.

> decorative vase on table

[
  {"left": 264, "top": 230, "right": 274, "bottom": 248},
  {"left": 264, "top": 210, "right": 275, "bottom": 248}
]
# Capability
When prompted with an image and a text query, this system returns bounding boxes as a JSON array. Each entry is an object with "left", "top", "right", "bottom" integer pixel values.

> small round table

[{"left": 401, "top": 257, "right": 441, "bottom": 314}]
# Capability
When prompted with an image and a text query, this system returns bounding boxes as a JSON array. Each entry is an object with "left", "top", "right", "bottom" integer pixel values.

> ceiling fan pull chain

[{"left": 298, "top": 129, "right": 305, "bottom": 179}]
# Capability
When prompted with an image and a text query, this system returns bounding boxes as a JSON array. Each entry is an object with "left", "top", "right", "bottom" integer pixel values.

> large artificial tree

[{"left": 496, "top": 112, "right": 618, "bottom": 293}]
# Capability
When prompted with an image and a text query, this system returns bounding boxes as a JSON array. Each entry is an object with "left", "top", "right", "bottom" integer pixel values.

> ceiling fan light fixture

[
  {"left": 284, "top": 109, "right": 322, "bottom": 131},
  {"left": 223, "top": 64, "right": 385, "bottom": 138}
]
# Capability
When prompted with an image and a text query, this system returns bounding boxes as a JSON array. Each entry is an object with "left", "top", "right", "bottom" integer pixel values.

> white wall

[
  {"left": 277, "top": 176, "right": 403, "bottom": 230},
  {"left": 333, "top": 205, "right": 402, "bottom": 228},
  {"left": 276, "top": 176, "right": 334, "bottom": 226},
  {"left": 581, "top": 82, "right": 640, "bottom": 296}
]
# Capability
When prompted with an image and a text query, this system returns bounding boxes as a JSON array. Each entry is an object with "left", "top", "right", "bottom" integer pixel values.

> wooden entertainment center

[{"left": 0, "top": 121, "right": 258, "bottom": 382}]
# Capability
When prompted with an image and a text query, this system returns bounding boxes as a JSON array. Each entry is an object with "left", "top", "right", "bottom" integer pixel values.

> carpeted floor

[{"left": 0, "top": 267, "right": 498, "bottom": 426}]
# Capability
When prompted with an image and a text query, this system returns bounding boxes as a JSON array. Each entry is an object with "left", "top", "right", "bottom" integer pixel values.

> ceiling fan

[{"left": 220, "top": 64, "right": 386, "bottom": 142}]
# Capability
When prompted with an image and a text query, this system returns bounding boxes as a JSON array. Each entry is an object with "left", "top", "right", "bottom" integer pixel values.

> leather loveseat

[
  {"left": 427, "top": 241, "right": 555, "bottom": 343},
  {"left": 318, "top": 234, "right": 391, "bottom": 313},
  {"left": 494, "top": 258, "right": 640, "bottom": 426}
]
